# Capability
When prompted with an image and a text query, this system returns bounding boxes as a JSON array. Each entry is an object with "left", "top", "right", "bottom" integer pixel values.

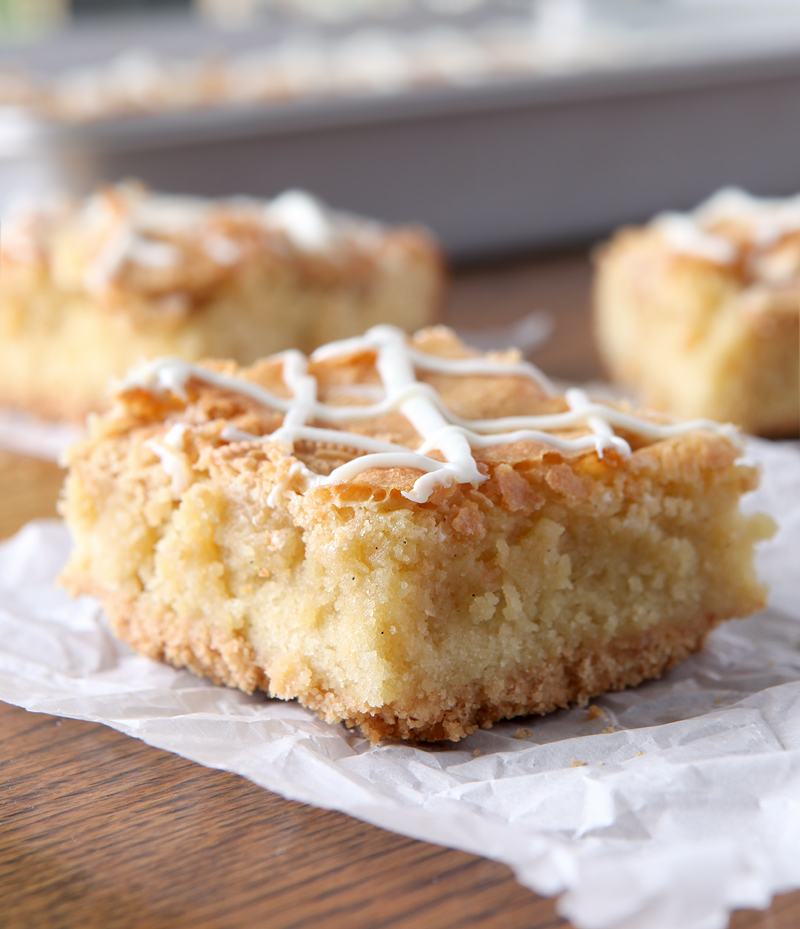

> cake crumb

[
  {"left": 472, "top": 749, "right": 482, "bottom": 758},
  {"left": 570, "top": 758, "right": 586, "bottom": 767},
  {"left": 513, "top": 728, "right": 532, "bottom": 740},
  {"left": 714, "top": 695, "right": 724, "bottom": 705},
  {"left": 586, "top": 705, "right": 604, "bottom": 721},
  {"left": 602, "top": 725, "right": 615, "bottom": 734},
  {"left": 634, "top": 751, "right": 644, "bottom": 757}
]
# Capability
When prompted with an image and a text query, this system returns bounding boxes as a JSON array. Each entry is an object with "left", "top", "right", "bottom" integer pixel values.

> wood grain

[
  {"left": 0, "top": 701, "right": 567, "bottom": 929},
  {"left": 447, "top": 250, "right": 602, "bottom": 382},
  {"left": 0, "top": 249, "right": 797, "bottom": 929},
  {"left": 0, "top": 449, "right": 64, "bottom": 540}
]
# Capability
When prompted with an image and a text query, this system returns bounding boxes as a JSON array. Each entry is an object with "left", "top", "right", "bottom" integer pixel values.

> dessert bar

[
  {"left": 595, "top": 187, "right": 800, "bottom": 437},
  {"left": 60, "top": 325, "right": 772, "bottom": 741}
]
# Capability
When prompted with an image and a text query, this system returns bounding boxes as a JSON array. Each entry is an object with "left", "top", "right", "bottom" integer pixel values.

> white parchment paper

[{"left": 0, "top": 438, "right": 798, "bottom": 929}]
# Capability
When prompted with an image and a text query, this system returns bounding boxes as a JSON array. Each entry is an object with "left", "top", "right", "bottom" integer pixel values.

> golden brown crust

[
  {"left": 87, "top": 326, "right": 747, "bottom": 510},
  {"left": 60, "top": 582, "right": 271, "bottom": 695},
  {"left": 1, "top": 182, "right": 441, "bottom": 309},
  {"left": 62, "top": 570, "right": 725, "bottom": 742},
  {"left": 343, "top": 616, "right": 721, "bottom": 742}
]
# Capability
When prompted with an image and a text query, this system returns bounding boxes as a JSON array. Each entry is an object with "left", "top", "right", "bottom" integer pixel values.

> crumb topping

[
  {"left": 652, "top": 187, "right": 800, "bottom": 285},
  {"left": 114, "top": 325, "right": 740, "bottom": 504},
  {"left": 0, "top": 181, "right": 413, "bottom": 303}
]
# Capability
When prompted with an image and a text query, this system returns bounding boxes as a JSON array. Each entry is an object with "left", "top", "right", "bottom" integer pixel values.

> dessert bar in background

[
  {"left": 0, "top": 182, "right": 442, "bottom": 421},
  {"left": 8, "top": 6, "right": 800, "bottom": 257},
  {"left": 59, "top": 325, "right": 772, "bottom": 742},
  {"left": 595, "top": 188, "right": 800, "bottom": 437}
]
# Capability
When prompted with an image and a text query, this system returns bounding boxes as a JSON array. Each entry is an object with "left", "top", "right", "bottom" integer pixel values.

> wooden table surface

[{"left": 2, "top": 251, "right": 798, "bottom": 929}]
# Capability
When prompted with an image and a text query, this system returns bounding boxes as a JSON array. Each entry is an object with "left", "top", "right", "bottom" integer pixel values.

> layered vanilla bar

[
  {"left": 60, "top": 326, "right": 772, "bottom": 742},
  {"left": 595, "top": 188, "right": 800, "bottom": 436},
  {"left": 0, "top": 182, "right": 441, "bottom": 421}
]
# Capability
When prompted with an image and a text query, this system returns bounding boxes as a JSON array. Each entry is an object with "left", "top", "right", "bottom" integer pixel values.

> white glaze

[
  {"left": 692, "top": 187, "right": 762, "bottom": 224},
  {"left": 202, "top": 234, "right": 242, "bottom": 265},
  {"left": 0, "top": 194, "right": 69, "bottom": 263},
  {"left": 652, "top": 213, "right": 735, "bottom": 265},
  {"left": 145, "top": 422, "right": 192, "bottom": 495},
  {"left": 655, "top": 187, "right": 800, "bottom": 264},
  {"left": 128, "top": 237, "right": 181, "bottom": 269},
  {"left": 265, "top": 190, "right": 336, "bottom": 252},
  {"left": 134, "top": 193, "right": 209, "bottom": 233},
  {"left": 84, "top": 224, "right": 136, "bottom": 294},
  {"left": 40, "top": 185, "right": 363, "bottom": 295},
  {"left": 697, "top": 187, "right": 800, "bottom": 248},
  {"left": 123, "top": 325, "right": 738, "bottom": 504}
]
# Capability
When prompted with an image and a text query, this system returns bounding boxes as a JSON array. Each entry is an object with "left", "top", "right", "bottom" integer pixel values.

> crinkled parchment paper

[{"left": 0, "top": 438, "right": 798, "bottom": 929}]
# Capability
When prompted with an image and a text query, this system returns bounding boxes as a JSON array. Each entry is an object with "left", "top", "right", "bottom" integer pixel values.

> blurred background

[{"left": 3, "top": 0, "right": 800, "bottom": 258}]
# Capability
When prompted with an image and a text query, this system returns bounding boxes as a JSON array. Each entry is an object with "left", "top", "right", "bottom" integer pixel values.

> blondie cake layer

[
  {"left": 60, "top": 326, "right": 772, "bottom": 742},
  {"left": 0, "top": 182, "right": 441, "bottom": 421},
  {"left": 595, "top": 188, "right": 800, "bottom": 437}
]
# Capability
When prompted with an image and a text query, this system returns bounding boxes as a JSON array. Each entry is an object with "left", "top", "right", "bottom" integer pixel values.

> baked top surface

[
  {"left": 630, "top": 187, "right": 800, "bottom": 300},
  {"left": 98, "top": 324, "right": 742, "bottom": 505},
  {"left": 0, "top": 181, "right": 437, "bottom": 303}
]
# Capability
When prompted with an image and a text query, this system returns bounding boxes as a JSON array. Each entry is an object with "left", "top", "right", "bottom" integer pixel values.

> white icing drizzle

[
  {"left": 123, "top": 325, "right": 738, "bottom": 504},
  {"left": 654, "top": 187, "right": 800, "bottom": 265},
  {"left": 652, "top": 213, "right": 735, "bottom": 266},
  {"left": 694, "top": 187, "right": 800, "bottom": 246},
  {"left": 0, "top": 194, "right": 71, "bottom": 263},
  {"left": 44, "top": 184, "right": 359, "bottom": 295},
  {"left": 145, "top": 422, "right": 193, "bottom": 495},
  {"left": 128, "top": 237, "right": 181, "bottom": 269},
  {"left": 266, "top": 461, "right": 308, "bottom": 507},
  {"left": 312, "top": 333, "right": 556, "bottom": 395},
  {"left": 84, "top": 224, "right": 136, "bottom": 293},
  {"left": 134, "top": 193, "right": 209, "bottom": 232},
  {"left": 265, "top": 190, "right": 336, "bottom": 253},
  {"left": 82, "top": 192, "right": 191, "bottom": 293},
  {"left": 693, "top": 188, "right": 762, "bottom": 225},
  {"left": 202, "top": 234, "right": 242, "bottom": 265}
]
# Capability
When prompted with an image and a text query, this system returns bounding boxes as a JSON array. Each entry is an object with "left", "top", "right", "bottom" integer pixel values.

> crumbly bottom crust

[
  {"left": 77, "top": 579, "right": 718, "bottom": 743},
  {"left": 346, "top": 620, "right": 715, "bottom": 742}
]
